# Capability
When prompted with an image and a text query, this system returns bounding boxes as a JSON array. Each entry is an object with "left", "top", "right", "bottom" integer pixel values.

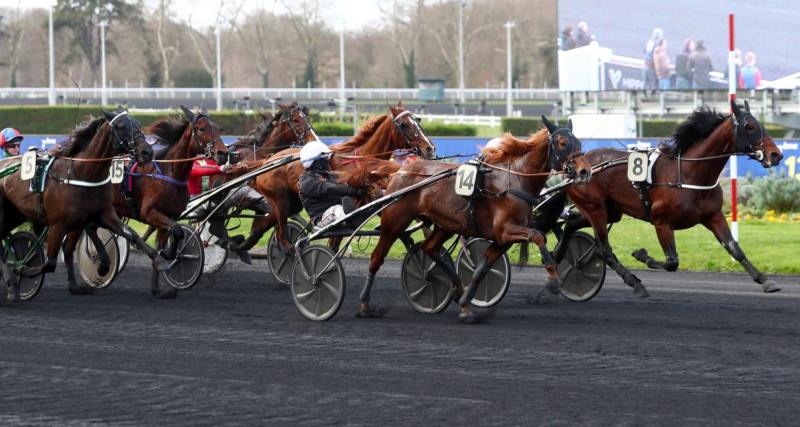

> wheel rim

[
  {"left": 456, "top": 238, "right": 511, "bottom": 308},
  {"left": 558, "top": 231, "right": 606, "bottom": 302},
  {"left": 77, "top": 228, "right": 120, "bottom": 289},
  {"left": 200, "top": 223, "right": 227, "bottom": 274},
  {"left": 268, "top": 222, "right": 304, "bottom": 285},
  {"left": 161, "top": 225, "right": 204, "bottom": 290},
  {"left": 8, "top": 231, "right": 46, "bottom": 301},
  {"left": 291, "top": 245, "right": 346, "bottom": 321},
  {"left": 116, "top": 235, "right": 130, "bottom": 274},
  {"left": 401, "top": 244, "right": 452, "bottom": 314}
]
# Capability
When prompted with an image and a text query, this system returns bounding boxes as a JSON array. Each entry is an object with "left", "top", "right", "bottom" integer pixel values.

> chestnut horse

[
  {"left": 228, "top": 103, "right": 317, "bottom": 162},
  {"left": 0, "top": 109, "right": 168, "bottom": 299},
  {"left": 361, "top": 117, "right": 592, "bottom": 322},
  {"left": 105, "top": 106, "right": 228, "bottom": 298},
  {"left": 556, "top": 101, "right": 785, "bottom": 297},
  {"left": 241, "top": 102, "right": 436, "bottom": 254}
]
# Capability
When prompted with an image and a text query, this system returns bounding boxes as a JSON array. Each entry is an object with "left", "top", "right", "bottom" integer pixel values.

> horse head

[
  {"left": 180, "top": 105, "right": 229, "bottom": 165},
  {"left": 273, "top": 102, "right": 317, "bottom": 146},
  {"left": 731, "top": 100, "right": 783, "bottom": 168},
  {"left": 340, "top": 158, "right": 401, "bottom": 203},
  {"left": 389, "top": 101, "right": 436, "bottom": 159},
  {"left": 541, "top": 115, "right": 591, "bottom": 183},
  {"left": 102, "top": 108, "right": 153, "bottom": 165}
]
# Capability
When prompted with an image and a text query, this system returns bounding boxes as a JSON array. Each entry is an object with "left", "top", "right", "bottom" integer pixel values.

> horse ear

[
  {"left": 180, "top": 105, "right": 195, "bottom": 123},
  {"left": 259, "top": 111, "right": 272, "bottom": 122},
  {"left": 102, "top": 109, "right": 116, "bottom": 122},
  {"left": 397, "top": 100, "right": 405, "bottom": 110},
  {"left": 744, "top": 100, "right": 751, "bottom": 113},
  {"left": 200, "top": 105, "right": 208, "bottom": 115},
  {"left": 731, "top": 100, "right": 742, "bottom": 118},
  {"left": 568, "top": 118, "right": 574, "bottom": 131},
  {"left": 541, "top": 115, "right": 558, "bottom": 133}
]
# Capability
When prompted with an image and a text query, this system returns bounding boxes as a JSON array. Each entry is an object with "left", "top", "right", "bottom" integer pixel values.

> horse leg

[
  {"left": 552, "top": 211, "right": 592, "bottom": 263},
  {"left": 420, "top": 227, "right": 461, "bottom": 299},
  {"left": 84, "top": 226, "right": 112, "bottom": 277},
  {"left": 19, "top": 223, "right": 64, "bottom": 279},
  {"left": 584, "top": 207, "right": 648, "bottom": 298},
  {"left": 150, "top": 229, "right": 177, "bottom": 299},
  {"left": 359, "top": 216, "right": 414, "bottom": 318},
  {"left": 235, "top": 211, "right": 276, "bottom": 252},
  {"left": 457, "top": 241, "right": 508, "bottom": 324},
  {"left": 703, "top": 211, "right": 780, "bottom": 293},
  {"left": 140, "top": 208, "right": 183, "bottom": 261},
  {"left": 631, "top": 224, "right": 679, "bottom": 271},
  {"left": 62, "top": 230, "right": 96, "bottom": 295},
  {"left": 99, "top": 208, "right": 170, "bottom": 272}
]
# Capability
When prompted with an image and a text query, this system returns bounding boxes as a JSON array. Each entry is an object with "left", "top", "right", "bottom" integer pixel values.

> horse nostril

[{"left": 771, "top": 152, "right": 782, "bottom": 164}]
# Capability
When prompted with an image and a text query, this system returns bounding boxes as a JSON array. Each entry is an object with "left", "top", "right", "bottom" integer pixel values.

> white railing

[{"left": 417, "top": 114, "right": 502, "bottom": 127}]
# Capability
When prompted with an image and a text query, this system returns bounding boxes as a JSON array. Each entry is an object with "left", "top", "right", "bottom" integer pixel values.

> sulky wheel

[
  {"left": 290, "top": 245, "right": 346, "bottom": 321},
  {"left": 200, "top": 222, "right": 228, "bottom": 275},
  {"left": 160, "top": 224, "right": 204, "bottom": 291},
  {"left": 5, "top": 231, "right": 47, "bottom": 301},
  {"left": 77, "top": 228, "right": 120, "bottom": 289},
  {"left": 557, "top": 231, "right": 606, "bottom": 302},
  {"left": 116, "top": 233, "right": 130, "bottom": 275},
  {"left": 400, "top": 243, "right": 453, "bottom": 314},
  {"left": 456, "top": 238, "right": 511, "bottom": 308},
  {"left": 267, "top": 221, "right": 305, "bottom": 286}
]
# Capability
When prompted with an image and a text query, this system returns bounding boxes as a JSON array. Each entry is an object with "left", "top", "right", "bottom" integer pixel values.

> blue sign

[{"left": 17, "top": 135, "right": 800, "bottom": 181}]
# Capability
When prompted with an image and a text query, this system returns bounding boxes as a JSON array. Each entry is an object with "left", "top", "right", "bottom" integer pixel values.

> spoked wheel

[
  {"left": 77, "top": 227, "right": 121, "bottom": 289},
  {"left": 455, "top": 238, "right": 511, "bottom": 308},
  {"left": 290, "top": 245, "right": 345, "bottom": 321},
  {"left": 116, "top": 234, "right": 130, "bottom": 274},
  {"left": 6, "top": 231, "right": 46, "bottom": 301},
  {"left": 160, "top": 224, "right": 204, "bottom": 291},
  {"left": 267, "top": 221, "right": 305, "bottom": 286},
  {"left": 400, "top": 243, "right": 453, "bottom": 314},
  {"left": 557, "top": 231, "right": 606, "bottom": 302},
  {"left": 199, "top": 222, "right": 228, "bottom": 275}
]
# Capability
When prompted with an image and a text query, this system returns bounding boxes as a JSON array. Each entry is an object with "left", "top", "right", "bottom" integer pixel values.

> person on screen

[
  {"left": 739, "top": 51, "right": 762, "bottom": 89},
  {"left": 688, "top": 40, "right": 713, "bottom": 89},
  {"left": 574, "top": 21, "right": 593, "bottom": 47},
  {"left": 560, "top": 26, "right": 576, "bottom": 50},
  {"left": 654, "top": 38, "right": 674, "bottom": 90},
  {"left": 674, "top": 39, "right": 694, "bottom": 89},
  {"left": 643, "top": 28, "right": 664, "bottom": 91}
]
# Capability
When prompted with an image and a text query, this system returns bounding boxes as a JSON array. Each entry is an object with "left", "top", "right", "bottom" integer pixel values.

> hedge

[
  {"left": 501, "top": 117, "right": 564, "bottom": 136},
  {"left": 0, "top": 106, "right": 476, "bottom": 137}
]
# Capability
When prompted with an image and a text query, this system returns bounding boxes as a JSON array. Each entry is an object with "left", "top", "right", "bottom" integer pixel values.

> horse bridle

[
  {"left": 189, "top": 113, "right": 219, "bottom": 158},
  {"left": 109, "top": 111, "right": 144, "bottom": 156},
  {"left": 731, "top": 112, "right": 766, "bottom": 161},
  {"left": 279, "top": 106, "right": 314, "bottom": 146},
  {"left": 392, "top": 110, "right": 429, "bottom": 155},
  {"left": 547, "top": 128, "right": 584, "bottom": 178}
]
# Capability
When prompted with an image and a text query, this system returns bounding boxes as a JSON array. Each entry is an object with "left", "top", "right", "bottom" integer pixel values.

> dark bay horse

[
  {"left": 557, "top": 101, "right": 784, "bottom": 297},
  {"left": 362, "top": 117, "right": 592, "bottom": 322},
  {"left": 228, "top": 103, "right": 317, "bottom": 162},
  {"left": 245, "top": 102, "right": 436, "bottom": 254},
  {"left": 106, "top": 106, "right": 228, "bottom": 298},
  {"left": 0, "top": 109, "right": 168, "bottom": 298}
]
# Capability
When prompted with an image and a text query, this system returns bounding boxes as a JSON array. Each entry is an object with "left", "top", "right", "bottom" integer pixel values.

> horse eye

[{"left": 745, "top": 123, "right": 755, "bottom": 131}]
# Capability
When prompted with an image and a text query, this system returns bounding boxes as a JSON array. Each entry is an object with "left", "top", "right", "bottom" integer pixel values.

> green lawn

[{"left": 134, "top": 215, "right": 799, "bottom": 275}]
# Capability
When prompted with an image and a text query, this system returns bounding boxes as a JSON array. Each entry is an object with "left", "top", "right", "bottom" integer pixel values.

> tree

[
  {"left": 0, "top": 5, "right": 26, "bottom": 87},
  {"left": 154, "top": 0, "right": 180, "bottom": 87},
  {"left": 231, "top": 6, "right": 278, "bottom": 88},
  {"left": 185, "top": 0, "right": 243, "bottom": 89},
  {"left": 281, "top": 0, "right": 326, "bottom": 88},
  {"left": 53, "top": 0, "right": 142, "bottom": 83},
  {"left": 382, "top": 0, "right": 425, "bottom": 88}
]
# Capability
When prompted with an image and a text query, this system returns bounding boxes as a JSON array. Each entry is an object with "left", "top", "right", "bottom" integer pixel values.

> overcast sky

[{"left": 0, "top": 0, "right": 386, "bottom": 31}]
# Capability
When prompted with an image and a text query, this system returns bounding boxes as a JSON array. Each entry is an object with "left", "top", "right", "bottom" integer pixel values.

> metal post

[
  {"left": 728, "top": 13, "right": 738, "bottom": 241},
  {"left": 458, "top": 1, "right": 465, "bottom": 104},
  {"left": 99, "top": 21, "right": 108, "bottom": 106},
  {"left": 339, "top": 28, "right": 346, "bottom": 121},
  {"left": 215, "top": 27, "right": 223, "bottom": 111},
  {"left": 48, "top": 4, "right": 56, "bottom": 105},
  {"left": 505, "top": 21, "right": 515, "bottom": 117}
]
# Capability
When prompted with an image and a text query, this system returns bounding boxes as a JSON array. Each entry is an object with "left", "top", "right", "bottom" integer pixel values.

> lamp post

[
  {"left": 339, "top": 27, "right": 346, "bottom": 121},
  {"left": 458, "top": 1, "right": 465, "bottom": 104},
  {"left": 99, "top": 20, "right": 108, "bottom": 106},
  {"left": 215, "top": 26, "right": 222, "bottom": 111},
  {"left": 48, "top": 1, "right": 56, "bottom": 105},
  {"left": 505, "top": 21, "right": 515, "bottom": 117}
]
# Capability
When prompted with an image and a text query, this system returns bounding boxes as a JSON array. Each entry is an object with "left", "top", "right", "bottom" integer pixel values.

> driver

[
  {"left": 0, "top": 128, "right": 24, "bottom": 158},
  {"left": 298, "top": 140, "right": 365, "bottom": 228}
]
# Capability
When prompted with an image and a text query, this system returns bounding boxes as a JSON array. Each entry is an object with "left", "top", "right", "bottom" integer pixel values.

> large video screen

[{"left": 557, "top": 0, "right": 796, "bottom": 91}]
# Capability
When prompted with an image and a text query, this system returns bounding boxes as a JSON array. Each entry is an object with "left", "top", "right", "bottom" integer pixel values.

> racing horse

[
  {"left": 360, "top": 117, "right": 592, "bottom": 322},
  {"left": 556, "top": 101, "right": 784, "bottom": 297},
  {"left": 103, "top": 106, "right": 228, "bottom": 298},
  {"left": 240, "top": 102, "right": 436, "bottom": 254},
  {"left": 0, "top": 109, "right": 168, "bottom": 299},
  {"left": 228, "top": 103, "right": 317, "bottom": 162}
]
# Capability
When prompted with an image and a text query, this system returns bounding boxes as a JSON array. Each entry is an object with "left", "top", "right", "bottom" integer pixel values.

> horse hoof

[
  {"left": 153, "top": 256, "right": 171, "bottom": 273},
  {"left": 631, "top": 248, "right": 648, "bottom": 263},
  {"left": 761, "top": 280, "right": 781, "bottom": 293},
  {"left": 633, "top": 283, "right": 650, "bottom": 298},
  {"left": 150, "top": 288, "right": 178, "bottom": 300},
  {"left": 457, "top": 308, "right": 493, "bottom": 324},
  {"left": 68, "top": 283, "right": 95, "bottom": 295},
  {"left": 356, "top": 305, "right": 390, "bottom": 319}
]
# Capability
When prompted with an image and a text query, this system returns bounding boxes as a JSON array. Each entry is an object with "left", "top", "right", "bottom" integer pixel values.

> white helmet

[{"left": 300, "top": 140, "right": 331, "bottom": 169}]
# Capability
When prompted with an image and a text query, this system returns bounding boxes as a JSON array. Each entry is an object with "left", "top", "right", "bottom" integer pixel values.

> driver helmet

[{"left": 300, "top": 140, "right": 331, "bottom": 169}]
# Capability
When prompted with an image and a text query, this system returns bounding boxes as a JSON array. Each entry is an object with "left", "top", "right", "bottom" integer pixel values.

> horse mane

[
  {"left": 660, "top": 107, "right": 728, "bottom": 156},
  {"left": 337, "top": 158, "right": 401, "bottom": 188},
  {"left": 50, "top": 116, "right": 106, "bottom": 157},
  {"left": 481, "top": 129, "right": 548, "bottom": 164},
  {"left": 146, "top": 116, "right": 190, "bottom": 159},
  {"left": 234, "top": 111, "right": 277, "bottom": 148},
  {"left": 331, "top": 114, "right": 390, "bottom": 153}
]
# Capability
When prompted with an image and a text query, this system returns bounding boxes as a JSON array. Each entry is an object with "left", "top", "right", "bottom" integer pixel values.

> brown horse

[
  {"left": 228, "top": 103, "right": 317, "bottom": 162},
  {"left": 102, "top": 106, "right": 228, "bottom": 298},
  {"left": 556, "top": 101, "right": 785, "bottom": 298},
  {"left": 361, "top": 117, "right": 592, "bottom": 322},
  {"left": 241, "top": 102, "right": 436, "bottom": 254},
  {"left": 0, "top": 109, "right": 168, "bottom": 299}
]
